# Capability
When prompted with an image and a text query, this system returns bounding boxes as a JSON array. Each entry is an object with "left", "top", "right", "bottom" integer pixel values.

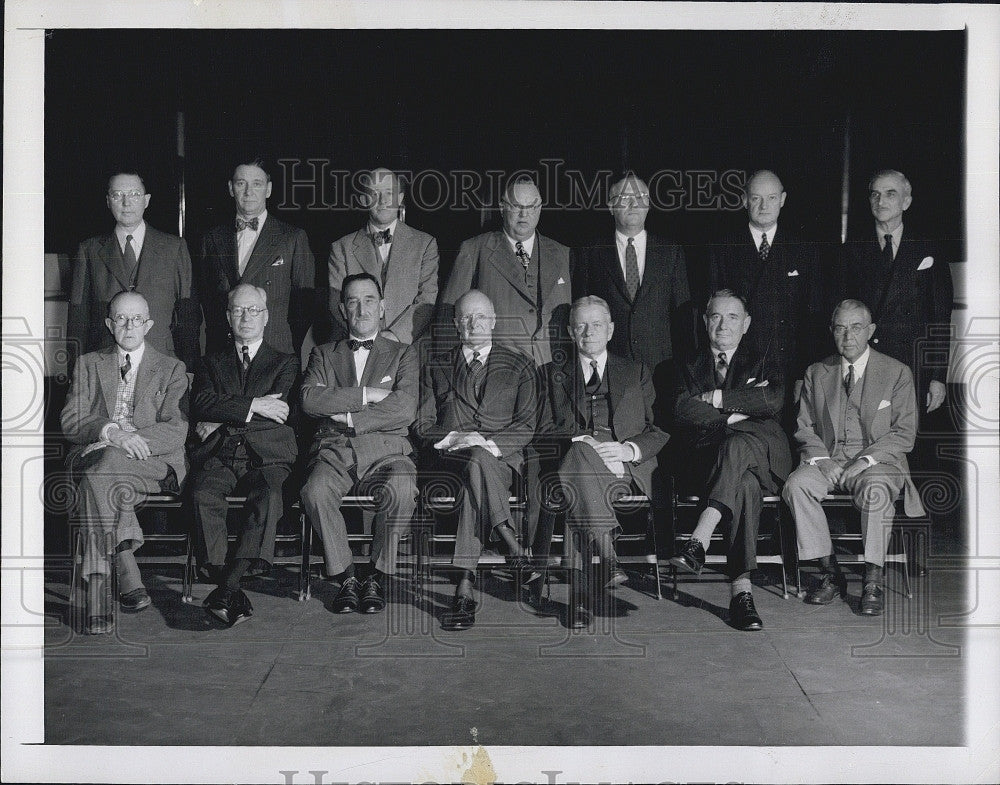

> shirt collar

[
  {"left": 877, "top": 223, "right": 903, "bottom": 251},
  {"left": 842, "top": 347, "right": 871, "bottom": 378},
  {"left": 368, "top": 219, "right": 398, "bottom": 238},
  {"left": 504, "top": 232, "right": 535, "bottom": 258},
  {"left": 748, "top": 223, "right": 777, "bottom": 249},
  {"left": 116, "top": 341, "right": 146, "bottom": 368},
  {"left": 115, "top": 220, "right": 147, "bottom": 249},
  {"left": 615, "top": 229, "right": 646, "bottom": 256},
  {"left": 237, "top": 209, "right": 267, "bottom": 231},
  {"left": 709, "top": 345, "right": 738, "bottom": 365},
  {"left": 579, "top": 350, "right": 608, "bottom": 378},
  {"left": 349, "top": 330, "right": 379, "bottom": 343},
  {"left": 234, "top": 337, "right": 265, "bottom": 360},
  {"left": 462, "top": 343, "right": 492, "bottom": 364}
]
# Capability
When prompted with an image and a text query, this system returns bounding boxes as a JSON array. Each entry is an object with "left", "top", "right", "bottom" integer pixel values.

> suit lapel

[
  {"left": 220, "top": 228, "right": 240, "bottom": 288},
  {"left": 560, "top": 355, "right": 586, "bottom": 424},
  {"left": 821, "top": 358, "right": 843, "bottom": 441},
  {"left": 99, "top": 233, "right": 133, "bottom": 291},
  {"left": 240, "top": 218, "right": 281, "bottom": 283},
  {"left": 607, "top": 354, "right": 627, "bottom": 416},
  {"left": 602, "top": 243, "right": 629, "bottom": 302},
  {"left": 859, "top": 350, "right": 884, "bottom": 430},
  {"left": 133, "top": 345, "right": 159, "bottom": 406},
  {"left": 633, "top": 235, "right": 660, "bottom": 302},
  {"left": 244, "top": 342, "right": 274, "bottom": 393},
  {"left": 351, "top": 229, "right": 383, "bottom": 281},
  {"left": 333, "top": 341, "right": 359, "bottom": 387},
  {"left": 537, "top": 234, "right": 560, "bottom": 303},
  {"left": 486, "top": 233, "right": 533, "bottom": 303},
  {"left": 133, "top": 226, "right": 162, "bottom": 290},
  {"left": 359, "top": 337, "right": 388, "bottom": 387},
  {"left": 98, "top": 348, "right": 120, "bottom": 416}
]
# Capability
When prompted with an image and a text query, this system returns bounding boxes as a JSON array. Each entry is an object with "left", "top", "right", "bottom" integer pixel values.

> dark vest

[{"left": 576, "top": 362, "right": 612, "bottom": 437}]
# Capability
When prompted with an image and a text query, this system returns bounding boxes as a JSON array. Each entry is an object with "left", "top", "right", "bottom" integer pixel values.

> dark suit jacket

[
  {"left": 439, "top": 231, "right": 572, "bottom": 366},
  {"left": 541, "top": 351, "right": 668, "bottom": 496},
  {"left": 707, "top": 225, "right": 824, "bottom": 380},
  {"left": 199, "top": 214, "right": 316, "bottom": 356},
  {"left": 414, "top": 345, "right": 538, "bottom": 473},
  {"left": 839, "top": 231, "right": 954, "bottom": 389},
  {"left": 60, "top": 344, "right": 189, "bottom": 484},
  {"left": 300, "top": 334, "right": 417, "bottom": 479},
  {"left": 672, "top": 343, "right": 792, "bottom": 489},
  {"left": 572, "top": 232, "right": 694, "bottom": 370},
  {"left": 189, "top": 342, "right": 299, "bottom": 467},
  {"left": 328, "top": 221, "right": 439, "bottom": 344},
  {"left": 69, "top": 224, "right": 200, "bottom": 369}
]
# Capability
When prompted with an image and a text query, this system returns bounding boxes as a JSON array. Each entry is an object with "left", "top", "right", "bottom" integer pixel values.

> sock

[
  {"left": 223, "top": 558, "right": 252, "bottom": 590},
  {"left": 355, "top": 562, "right": 376, "bottom": 582},
  {"left": 731, "top": 573, "right": 753, "bottom": 597},
  {"left": 864, "top": 562, "right": 883, "bottom": 584},
  {"left": 818, "top": 554, "right": 842, "bottom": 575},
  {"left": 691, "top": 508, "right": 724, "bottom": 550}
]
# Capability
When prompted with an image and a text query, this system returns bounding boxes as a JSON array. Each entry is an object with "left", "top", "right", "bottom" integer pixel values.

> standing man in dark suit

[
  {"left": 69, "top": 170, "right": 200, "bottom": 369},
  {"left": 708, "top": 170, "right": 822, "bottom": 423},
  {"left": 840, "top": 169, "right": 953, "bottom": 415},
  {"left": 416, "top": 290, "right": 539, "bottom": 630},
  {"left": 669, "top": 290, "right": 792, "bottom": 631},
  {"left": 783, "top": 299, "right": 924, "bottom": 616},
  {"left": 328, "top": 167, "right": 439, "bottom": 344},
  {"left": 542, "top": 296, "right": 668, "bottom": 627},
  {"left": 188, "top": 284, "right": 299, "bottom": 627},
  {"left": 61, "top": 291, "right": 188, "bottom": 634},
  {"left": 300, "top": 273, "right": 419, "bottom": 615},
  {"left": 572, "top": 174, "right": 694, "bottom": 417},
  {"left": 199, "top": 158, "right": 316, "bottom": 357}
]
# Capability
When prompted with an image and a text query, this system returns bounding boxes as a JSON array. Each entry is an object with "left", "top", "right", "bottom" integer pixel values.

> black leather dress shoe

[
  {"left": 729, "top": 591, "right": 763, "bottom": 631},
  {"left": 227, "top": 589, "right": 254, "bottom": 626},
  {"left": 85, "top": 613, "right": 115, "bottom": 635},
  {"left": 568, "top": 598, "right": 592, "bottom": 629},
  {"left": 332, "top": 576, "right": 361, "bottom": 613},
  {"left": 359, "top": 575, "right": 386, "bottom": 614},
  {"left": 668, "top": 538, "right": 706, "bottom": 575},
  {"left": 119, "top": 587, "right": 151, "bottom": 612},
  {"left": 203, "top": 587, "right": 230, "bottom": 624},
  {"left": 804, "top": 572, "right": 847, "bottom": 605},
  {"left": 604, "top": 559, "right": 628, "bottom": 589},
  {"left": 860, "top": 582, "right": 885, "bottom": 616},
  {"left": 196, "top": 564, "right": 223, "bottom": 585},
  {"left": 442, "top": 595, "right": 477, "bottom": 630}
]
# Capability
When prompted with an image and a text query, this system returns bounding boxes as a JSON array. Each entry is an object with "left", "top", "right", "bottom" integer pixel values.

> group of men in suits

[{"left": 62, "top": 161, "right": 951, "bottom": 633}]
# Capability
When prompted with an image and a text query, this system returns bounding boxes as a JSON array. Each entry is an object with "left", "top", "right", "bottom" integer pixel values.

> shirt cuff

[
  {"left": 625, "top": 441, "right": 641, "bottom": 462},
  {"left": 484, "top": 439, "right": 501, "bottom": 459},
  {"left": 245, "top": 405, "right": 254, "bottom": 423},
  {"left": 807, "top": 456, "right": 831, "bottom": 465},
  {"left": 362, "top": 386, "right": 367, "bottom": 407},
  {"left": 862, "top": 455, "right": 877, "bottom": 467},
  {"left": 100, "top": 423, "right": 119, "bottom": 442},
  {"left": 712, "top": 389, "right": 723, "bottom": 409},
  {"left": 346, "top": 411, "right": 354, "bottom": 429}
]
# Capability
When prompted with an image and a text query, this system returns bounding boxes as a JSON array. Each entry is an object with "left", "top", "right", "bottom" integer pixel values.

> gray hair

[
  {"left": 570, "top": 295, "right": 613, "bottom": 321},
  {"left": 868, "top": 169, "right": 912, "bottom": 198},
  {"left": 227, "top": 283, "right": 268, "bottom": 307},
  {"left": 831, "top": 298, "right": 872, "bottom": 324}
]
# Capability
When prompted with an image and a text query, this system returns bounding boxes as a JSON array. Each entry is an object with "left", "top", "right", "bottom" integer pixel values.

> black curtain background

[{"left": 45, "top": 28, "right": 965, "bottom": 301}]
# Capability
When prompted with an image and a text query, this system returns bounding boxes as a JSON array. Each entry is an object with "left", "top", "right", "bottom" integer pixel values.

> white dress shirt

[
  {"left": 115, "top": 220, "right": 147, "bottom": 259},
  {"left": 236, "top": 210, "right": 267, "bottom": 275},
  {"left": 615, "top": 229, "right": 647, "bottom": 282},
  {"left": 462, "top": 342, "right": 493, "bottom": 366},
  {"left": 877, "top": 224, "right": 904, "bottom": 260},
  {"left": 504, "top": 232, "right": 536, "bottom": 259},
  {"left": 748, "top": 223, "right": 777, "bottom": 252},
  {"left": 235, "top": 337, "right": 265, "bottom": 422},
  {"left": 368, "top": 218, "right": 398, "bottom": 264}
]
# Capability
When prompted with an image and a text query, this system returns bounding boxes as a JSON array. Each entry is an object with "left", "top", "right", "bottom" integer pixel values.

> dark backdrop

[{"left": 45, "top": 28, "right": 965, "bottom": 299}]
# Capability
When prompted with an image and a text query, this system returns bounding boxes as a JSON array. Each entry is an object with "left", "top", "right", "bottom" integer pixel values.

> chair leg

[
  {"left": 646, "top": 506, "right": 661, "bottom": 600},
  {"left": 898, "top": 529, "right": 912, "bottom": 599},
  {"left": 299, "top": 512, "right": 312, "bottom": 602},
  {"left": 182, "top": 532, "right": 194, "bottom": 603},
  {"left": 671, "top": 564, "right": 679, "bottom": 601},
  {"left": 775, "top": 505, "right": 789, "bottom": 599}
]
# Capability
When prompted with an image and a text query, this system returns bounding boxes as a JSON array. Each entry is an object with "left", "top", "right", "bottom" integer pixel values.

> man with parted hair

[
  {"left": 61, "top": 290, "right": 189, "bottom": 634},
  {"left": 188, "top": 283, "right": 300, "bottom": 627},
  {"left": 199, "top": 157, "right": 316, "bottom": 356},
  {"left": 328, "top": 167, "right": 439, "bottom": 344},
  {"left": 669, "top": 289, "right": 792, "bottom": 631},
  {"left": 782, "top": 298, "right": 924, "bottom": 617},
  {"left": 541, "top": 295, "right": 668, "bottom": 628}
]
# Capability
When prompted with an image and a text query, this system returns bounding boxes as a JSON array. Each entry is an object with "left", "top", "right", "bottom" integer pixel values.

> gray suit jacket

[
  {"left": 328, "top": 221, "right": 439, "bottom": 344},
  {"left": 60, "top": 344, "right": 189, "bottom": 485},
  {"left": 794, "top": 348, "right": 923, "bottom": 516},
  {"left": 439, "top": 230, "right": 572, "bottom": 366}
]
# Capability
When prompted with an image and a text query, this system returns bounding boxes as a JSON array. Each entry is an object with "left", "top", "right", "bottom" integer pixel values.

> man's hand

[
  {"left": 364, "top": 386, "right": 391, "bottom": 404},
  {"left": 250, "top": 392, "right": 289, "bottom": 423},
  {"left": 815, "top": 458, "right": 843, "bottom": 485},
  {"left": 698, "top": 390, "right": 719, "bottom": 406},
  {"left": 793, "top": 379, "right": 804, "bottom": 404},
  {"left": 107, "top": 429, "right": 151, "bottom": 460},
  {"left": 591, "top": 441, "right": 634, "bottom": 463},
  {"left": 447, "top": 432, "right": 489, "bottom": 452},
  {"left": 926, "top": 380, "right": 946, "bottom": 413},
  {"left": 839, "top": 457, "right": 871, "bottom": 486},
  {"left": 331, "top": 413, "right": 349, "bottom": 424},
  {"left": 195, "top": 422, "right": 222, "bottom": 441}
]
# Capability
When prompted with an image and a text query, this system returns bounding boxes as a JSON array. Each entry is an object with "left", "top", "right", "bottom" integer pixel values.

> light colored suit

[
  {"left": 782, "top": 348, "right": 924, "bottom": 566},
  {"left": 328, "top": 222, "right": 439, "bottom": 344},
  {"left": 60, "top": 344, "right": 189, "bottom": 576}
]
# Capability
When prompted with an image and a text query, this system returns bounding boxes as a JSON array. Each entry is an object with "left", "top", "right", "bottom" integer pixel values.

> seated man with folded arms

[
  {"left": 415, "top": 290, "right": 539, "bottom": 631},
  {"left": 60, "top": 290, "right": 188, "bottom": 634},
  {"left": 300, "top": 273, "right": 418, "bottom": 615},
  {"left": 782, "top": 299, "right": 924, "bottom": 616},
  {"left": 669, "top": 290, "right": 792, "bottom": 631},
  {"left": 188, "top": 284, "right": 299, "bottom": 627},
  {"left": 542, "top": 295, "right": 668, "bottom": 628}
]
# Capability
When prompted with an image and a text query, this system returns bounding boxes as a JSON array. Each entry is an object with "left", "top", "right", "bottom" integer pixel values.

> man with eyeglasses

[
  {"left": 707, "top": 170, "right": 823, "bottom": 428},
  {"left": 541, "top": 296, "right": 667, "bottom": 628},
  {"left": 186, "top": 284, "right": 299, "bottom": 626},
  {"left": 416, "top": 290, "right": 539, "bottom": 630},
  {"left": 60, "top": 291, "right": 189, "bottom": 634},
  {"left": 572, "top": 173, "right": 694, "bottom": 425},
  {"left": 199, "top": 157, "right": 316, "bottom": 357},
  {"left": 300, "top": 273, "right": 419, "bottom": 616},
  {"left": 782, "top": 299, "right": 924, "bottom": 616},
  {"left": 668, "top": 290, "right": 792, "bottom": 631},
  {"left": 68, "top": 169, "right": 200, "bottom": 370},
  {"left": 328, "top": 167, "right": 439, "bottom": 344}
]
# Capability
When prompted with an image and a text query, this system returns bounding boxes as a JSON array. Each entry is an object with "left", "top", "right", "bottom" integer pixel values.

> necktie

[
  {"left": 242, "top": 345, "right": 251, "bottom": 372},
  {"left": 715, "top": 352, "right": 728, "bottom": 387},
  {"left": 759, "top": 232, "right": 770, "bottom": 262},
  {"left": 120, "top": 353, "right": 131, "bottom": 380},
  {"left": 882, "top": 233, "right": 894, "bottom": 265},
  {"left": 844, "top": 363, "right": 855, "bottom": 396},
  {"left": 235, "top": 216, "right": 259, "bottom": 232},
  {"left": 370, "top": 228, "right": 392, "bottom": 246},
  {"left": 624, "top": 237, "right": 640, "bottom": 300},
  {"left": 124, "top": 234, "right": 137, "bottom": 270},
  {"left": 515, "top": 241, "right": 530, "bottom": 269},
  {"left": 585, "top": 359, "right": 601, "bottom": 392},
  {"left": 348, "top": 338, "right": 374, "bottom": 352},
  {"left": 469, "top": 350, "right": 486, "bottom": 398}
]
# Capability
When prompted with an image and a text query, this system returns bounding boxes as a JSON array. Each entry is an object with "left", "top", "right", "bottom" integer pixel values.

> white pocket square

[
  {"left": 878, "top": 399, "right": 891, "bottom": 410},
  {"left": 786, "top": 269, "right": 799, "bottom": 277},
  {"left": 380, "top": 375, "right": 392, "bottom": 384},
  {"left": 557, "top": 277, "right": 565, "bottom": 284},
  {"left": 917, "top": 256, "right": 934, "bottom": 271},
  {"left": 271, "top": 257, "right": 285, "bottom": 267},
  {"left": 746, "top": 378, "right": 756, "bottom": 384}
]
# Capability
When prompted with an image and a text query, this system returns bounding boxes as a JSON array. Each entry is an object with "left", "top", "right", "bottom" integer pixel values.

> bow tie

[
  {"left": 348, "top": 339, "right": 374, "bottom": 352},
  {"left": 370, "top": 228, "right": 392, "bottom": 246},
  {"left": 235, "top": 216, "right": 259, "bottom": 232}
]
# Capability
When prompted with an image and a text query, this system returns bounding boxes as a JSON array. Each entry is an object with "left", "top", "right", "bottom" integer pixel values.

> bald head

[
  {"left": 744, "top": 169, "right": 786, "bottom": 232},
  {"left": 454, "top": 289, "right": 496, "bottom": 350},
  {"left": 609, "top": 174, "right": 650, "bottom": 236}
]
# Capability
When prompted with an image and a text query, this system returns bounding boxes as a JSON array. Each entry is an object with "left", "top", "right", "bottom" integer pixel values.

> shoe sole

[
  {"left": 120, "top": 597, "right": 151, "bottom": 613},
  {"left": 668, "top": 556, "right": 703, "bottom": 576},
  {"left": 205, "top": 607, "right": 229, "bottom": 624},
  {"left": 360, "top": 604, "right": 385, "bottom": 614},
  {"left": 860, "top": 608, "right": 884, "bottom": 616},
  {"left": 229, "top": 613, "right": 252, "bottom": 627}
]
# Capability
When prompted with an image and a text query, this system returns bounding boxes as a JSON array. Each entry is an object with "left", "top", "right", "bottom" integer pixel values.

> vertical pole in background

[
  {"left": 176, "top": 110, "right": 186, "bottom": 238},
  {"left": 840, "top": 112, "right": 851, "bottom": 245},
  {"left": 620, "top": 126, "right": 630, "bottom": 177}
]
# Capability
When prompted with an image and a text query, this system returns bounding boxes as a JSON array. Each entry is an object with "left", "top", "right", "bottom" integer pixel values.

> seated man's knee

[
  {"left": 301, "top": 468, "right": 341, "bottom": 507},
  {"left": 721, "top": 432, "right": 754, "bottom": 462},
  {"left": 781, "top": 467, "right": 807, "bottom": 503}
]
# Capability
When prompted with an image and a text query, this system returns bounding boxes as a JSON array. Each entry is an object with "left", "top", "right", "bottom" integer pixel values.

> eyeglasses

[
  {"left": 232, "top": 179, "right": 268, "bottom": 191},
  {"left": 571, "top": 322, "right": 609, "bottom": 334},
  {"left": 455, "top": 314, "right": 491, "bottom": 326},
  {"left": 111, "top": 315, "right": 148, "bottom": 328},
  {"left": 229, "top": 306, "right": 267, "bottom": 318},
  {"left": 502, "top": 200, "right": 541, "bottom": 213},
  {"left": 610, "top": 193, "right": 649, "bottom": 207},
  {"left": 831, "top": 324, "right": 870, "bottom": 336},
  {"left": 108, "top": 190, "right": 145, "bottom": 203}
]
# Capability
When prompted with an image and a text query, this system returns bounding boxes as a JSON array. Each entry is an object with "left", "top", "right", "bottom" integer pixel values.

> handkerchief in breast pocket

[
  {"left": 878, "top": 399, "right": 891, "bottom": 410},
  {"left": 787, "top": 269, "right": 799, "bottom": 277},
  {"left": 380, "top": 375, "right": 392, "bottom": 384},
  {"left": 917, "top": 256, "right": 934, "bottom": 271},
  {"left": 271, "top": 257, "right": 285, "bottom": 267}
]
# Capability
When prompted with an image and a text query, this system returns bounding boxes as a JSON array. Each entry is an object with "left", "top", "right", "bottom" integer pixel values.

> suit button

[
  {"left": 528, "top": 308, "right": 535, "bottom": 314},
  {"left": 873, "top": 338, "right": 880, "bottom": 344},
  {"left": 779, "top": 319, "right": 786, "bottom": 325}
]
